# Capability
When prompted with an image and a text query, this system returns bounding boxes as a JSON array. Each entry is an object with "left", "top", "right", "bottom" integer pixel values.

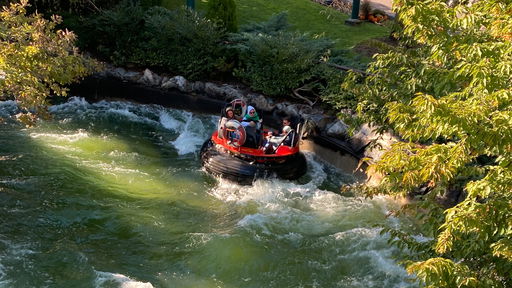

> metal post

[
  {"left": 186, "top": 0, "right": 195, "bottom": 9},
  {"left": 351, "top": 0, "right": 361, "bottom": 20},
  {"left": 345, "top": 0, "right": 362, "bottom": 25}
]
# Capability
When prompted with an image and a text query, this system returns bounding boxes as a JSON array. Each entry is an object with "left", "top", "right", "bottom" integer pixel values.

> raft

[{"left": 200, "top": 100, "right": 307, "bottom": 185}]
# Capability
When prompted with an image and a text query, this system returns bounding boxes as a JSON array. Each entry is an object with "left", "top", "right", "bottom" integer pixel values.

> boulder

[
  {"left": 204, "top": 83, "right": 244, "bottom": 100},
  {"left": 247, "top": 93, "right": 275, "bottom": 111},
  {"left": 138, "top": 69, "right": 162, "bottom": 86},
  {"left": 326, "top": 120, "right": 349, "bottom": 139},
  {"left": 161, "top": 76, "right": 190, "bottom": 92},
  {"left": 363, "top": 131, "right": 399, "bottom": 163},
  {"left": 221, "top": 84, "right": 244, "bottom": 100},
  {"left": 350, "top": 123, "right": 399, "bottom": 162},
  {"left": 191, "top": 81, "right": 205, "bottom": 93}
]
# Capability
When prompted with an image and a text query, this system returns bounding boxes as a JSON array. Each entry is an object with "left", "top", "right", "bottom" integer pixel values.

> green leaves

[
  {"left": 407, "top": 258, "right": 479, "bottom": 288},
  {"left": 330, "top": 0, "right": 512, "bottom": 286},
  {"left": 0, "top": 0, "right": 98, "bottom": 124},
  {"left": 231, "top": 14, "right": 332, "bottom": 96}
]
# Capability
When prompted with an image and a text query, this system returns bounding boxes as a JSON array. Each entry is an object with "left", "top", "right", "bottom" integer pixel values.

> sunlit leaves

[
  {"left": 0, "top": 0, "right": 98, "bottom": 124},
  {"left": 328, "top": 0, "right": 512, "bottom": 286},
  {"left": 407, "top": 258, "right": 479, "bottom": 288}
]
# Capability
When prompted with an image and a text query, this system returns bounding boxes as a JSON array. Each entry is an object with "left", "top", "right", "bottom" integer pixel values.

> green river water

[{"left": 0, "top": 97, "right": 418, "bottom": 288}]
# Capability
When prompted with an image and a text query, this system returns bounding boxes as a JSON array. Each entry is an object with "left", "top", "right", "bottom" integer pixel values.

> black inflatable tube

[{"left": 200, "top": 140, "right": 307, "bottom": 185}]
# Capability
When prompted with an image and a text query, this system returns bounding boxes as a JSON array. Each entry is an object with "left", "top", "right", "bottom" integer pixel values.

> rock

[
  {"left": 248, "top": 94, "right": 274, "bottom": 111},
  {"left": 282, "top": 104, "right": 300, "bottom": 117},
  {"left": 102, "top": 67, "right": 141, "bottom": 81},
  {"left": 138, "top": 69, "right": 162, "bottom": 86},
  {"left": 275, "top": 102, "right": 289, "bottom": 111},
  {"left": 111, "top": 67, "right": 127, "bottom": 78},
  {"left": 363, "top": 131, "right": 399, "bottom": 163},
  {"left": 350, "top": 123, "right": 378, "bottom": 152},
  {"left": 204, "top": 83, "right": 243, "bottom": 100},
  {"left": 315, "top": 116, "right": 337, "bottom": 131},
  {"left": 160, "top": 79, "right": 175, "bottom": 89},
  {"left": 161, "top": 76, "right": 190, "bottom": 92},
  {"left": 221, "top": 84, "right": 244, "bottom": 100},
  {"left": 350, "top": 124, "right": 399, "bottom": 162},
  {"left": 191, "top": 81, "right": 205, "bottom": 93},
  {"left": 173, "top": 76, "right": 189, "bottom": 92},
  {"left": 204, "top": 82, "right": 224, "bottom": 98},
  {"left": 123, "top": 71, "right": 142, "bottom": 81},
  {"left": 326, "top": 120, "right": 349, "bottom": 139}
]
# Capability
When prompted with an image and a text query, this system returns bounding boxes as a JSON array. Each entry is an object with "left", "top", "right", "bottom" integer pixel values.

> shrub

[
  {"left": 205, "top": 0, "right": 238, "bottom": 32},
  {"left": 17, "top": 0, "right": 122, "bottom": 15},
  {"left": 240, "top": 12, "right": 290, "bottom": 34},
  {"left": 140, "top": 7, "right": 228, "bottom": 79},
  {"left": 79, "top": 2, "right": 228, "bottom": 79},
  {"left": 231, "top": 14, "right": 332, "bottom": 96},
  {"left": 81, "top": 1, "right": 146, "bottom": 65}
]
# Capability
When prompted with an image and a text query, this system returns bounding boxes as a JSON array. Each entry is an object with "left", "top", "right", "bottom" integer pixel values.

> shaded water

[{"left": 0, "top": 98, "right": 416, "bottom": 287}]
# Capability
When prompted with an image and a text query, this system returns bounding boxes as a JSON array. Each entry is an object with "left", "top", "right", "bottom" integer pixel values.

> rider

[
  {"left": 279, "top": 117, "right": 296, "bottom": 146},
  {"left": 218, "top": 106, "right": 235, "bottom": 139},
  {"left": 242, "top": 106, "right": 262, "bottom": 129},
  {"left": 262, "top": 117, "right": 295, "bottom": 153}
]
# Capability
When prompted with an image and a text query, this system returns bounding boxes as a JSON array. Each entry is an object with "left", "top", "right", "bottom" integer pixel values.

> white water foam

[
  {"left": 159, "top": 111, "right": 183, "bottom": 131},
  {"left": 94, "top": 271, "right": 153, "bottom": 288},
  {"left": 49, "top": 97, "right": 162, "bottom": 127},
  {"left": 207, "top": 154, "right": 415, "bottom": 286},
  {"left": 47, "top": 97, "right": 218, "bottom": 156},
  {"left": 49, "top": 97, "right": 91, "bottom": 113},
  {"left": 29, "top": 129, "right": 90, "bottom": 142},
  {"left": 0, "top": 238, "right": 36, "bottom": 287},
  {"left": 0, "top": 100, "right": 18, "bottom": 118},
  {"left": 0, "top": 262, "right": 8, "bottom": 287},
  {"left": 162, "top": 111, "right": 212, "bottom": 155}
]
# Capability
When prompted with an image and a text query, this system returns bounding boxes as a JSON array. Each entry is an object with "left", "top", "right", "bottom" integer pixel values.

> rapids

[{"left": 0, "top": 97, "right": 417, "bottom": 287}]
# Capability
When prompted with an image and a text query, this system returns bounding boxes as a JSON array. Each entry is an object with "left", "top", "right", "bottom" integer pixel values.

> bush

[
  {"left": 16, "top": 0, "right": 122, "bottom": 15},
  {"left": 231, "top": 14, "right": 332, "bottom": 96},
  {"left": 205, "top": 0, "right": 238, "bottom": 32},
  {"left": 81, "top": 1, "right": 146, "bottom": 65},
  {"left": 240, "top": 12, "right": 290, "bottom": 35},
  {"left": 79, "top": 3, "right": 228, "bottom": 79},
  {"left": 140, "top": 7, "right": 228, "bottom": 79}
]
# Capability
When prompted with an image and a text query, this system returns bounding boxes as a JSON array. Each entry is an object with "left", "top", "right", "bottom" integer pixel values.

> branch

[
  {"left": 323, "top": 62, "right": 372, "bottom": 77},
  {"left": 86, "top": 0, "right": 101, "bottom": 12},
  {"left": 291, "top": 84, "right": 320, "bottom": 106}
]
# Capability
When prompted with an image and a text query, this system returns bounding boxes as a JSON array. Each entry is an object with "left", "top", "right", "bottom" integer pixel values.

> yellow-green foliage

[
  {"left": 332, "top": 0, "right": 512, "bottom": 286},
  {"left": 0, "top": 0, "right": 98, "bottom": 121}
]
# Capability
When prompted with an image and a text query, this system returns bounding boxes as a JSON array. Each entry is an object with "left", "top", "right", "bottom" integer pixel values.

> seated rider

[
  {"left": 262, "top": 124, "right": 294, "bottom": 153},
  {"left": 242, "top": 106, "right": 262, "bottom": 129},
  {"left": 280, "top": 117, "right": 296, "bottom": 146},
  {"left": 218, "top": 106, "right": 235, "bottom": 139}
]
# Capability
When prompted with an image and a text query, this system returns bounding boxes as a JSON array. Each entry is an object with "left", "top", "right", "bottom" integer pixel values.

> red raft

[{"left": 200, "top": 102, "right": 307, "bottom": 185}]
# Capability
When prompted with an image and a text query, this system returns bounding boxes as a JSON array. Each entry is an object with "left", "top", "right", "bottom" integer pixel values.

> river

[{"left": 0, "top": 97, "right": 417, "bottom": 287}]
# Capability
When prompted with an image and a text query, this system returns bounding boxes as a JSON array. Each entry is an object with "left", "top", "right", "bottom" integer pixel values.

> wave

[{"left": 94, "top": 271, "right": 153, "bottom": 288}]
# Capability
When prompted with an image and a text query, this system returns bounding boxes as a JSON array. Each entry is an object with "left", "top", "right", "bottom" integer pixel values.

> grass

[{"left": 160, "top": 0, "right": 390, "bottom": 50}]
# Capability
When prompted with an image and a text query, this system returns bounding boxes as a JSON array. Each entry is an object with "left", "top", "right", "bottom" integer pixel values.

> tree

[
  {"left": 205, "top": 0, "right": 238, "bottom": 32},
  {"left": 327, "top": 0, "right": 512, "bottom": 286},
  {"left": 0, "top": 0, "right": 98, "bottom": 124}
]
